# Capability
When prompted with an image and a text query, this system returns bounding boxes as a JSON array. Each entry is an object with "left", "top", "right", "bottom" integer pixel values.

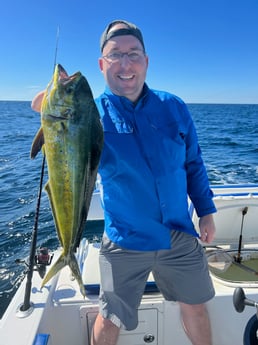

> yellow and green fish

[{"left": 31, "top": 64, "right": 103, "bottom": 296}]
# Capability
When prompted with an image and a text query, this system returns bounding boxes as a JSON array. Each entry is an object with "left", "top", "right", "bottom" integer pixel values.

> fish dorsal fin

[
  {"left": 73, "top": 151, "right": 99, "bottom": 250},
  {"left": 30, "top": 127, "right": 44, "bottom": 159}
]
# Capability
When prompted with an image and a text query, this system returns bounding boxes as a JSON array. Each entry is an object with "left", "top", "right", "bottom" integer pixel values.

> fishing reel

[
  {"left": 34, "top": 247, "right": 53, "bottom": 278},
  {"left": 15, "top": 247, "right": 53, "bottom": 279}
]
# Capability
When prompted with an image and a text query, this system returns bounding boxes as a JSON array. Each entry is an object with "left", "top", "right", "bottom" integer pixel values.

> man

[
  {"left": 32, "top": 20, "right": 216, "bottom": 345},
  {"left": 91, "top": 20, "right": 216, "bottom": 345}
]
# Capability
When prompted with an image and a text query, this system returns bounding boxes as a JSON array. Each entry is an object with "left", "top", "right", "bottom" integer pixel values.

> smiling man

[
  {"left": 99, "top": 21, "right": 148, "bottom": 103},
  {"left": 91, "top": 20, "right": 216, "bottom": 345}
]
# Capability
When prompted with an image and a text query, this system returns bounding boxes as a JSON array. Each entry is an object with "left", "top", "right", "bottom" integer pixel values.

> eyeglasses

[{"left": 102, "top": 50, "right": 146, "bottom": 63}]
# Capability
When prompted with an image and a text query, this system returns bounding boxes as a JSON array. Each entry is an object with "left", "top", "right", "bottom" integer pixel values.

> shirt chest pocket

[{"left": 101, "top": 103, "right": 133, "bottom": 134}]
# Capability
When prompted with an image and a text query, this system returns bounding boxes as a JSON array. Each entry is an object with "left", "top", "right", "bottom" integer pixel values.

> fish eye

[
  {"left": 66, "top": 86, "right": 73, "bottom": 94},
  {"left": 63, "top": 108, "right": 73, "bottom": 117}
]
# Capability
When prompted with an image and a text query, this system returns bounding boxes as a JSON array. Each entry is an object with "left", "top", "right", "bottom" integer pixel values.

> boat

[{"left": 1, "top": 184, "right": 258, "bottom": 345}]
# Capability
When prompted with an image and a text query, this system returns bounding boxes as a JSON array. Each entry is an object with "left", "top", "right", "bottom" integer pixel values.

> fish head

[
  {"left": 41, "top": 64, "right": 93, "bottom": 122},
  {"left": 31, "top": 64, "right": 98, "bottom": 159}
]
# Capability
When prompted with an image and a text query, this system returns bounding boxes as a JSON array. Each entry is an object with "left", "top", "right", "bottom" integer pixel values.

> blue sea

[{"left": 0, "top": 101, "right": 257, "bottom": 318}]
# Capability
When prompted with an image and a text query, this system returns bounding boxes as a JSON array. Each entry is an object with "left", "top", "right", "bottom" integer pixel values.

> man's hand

[
  {"left": 31, "top": 91, "right": 45, "bottom": 112},
  {"left": 199, "top": 214, "right": 216, "bottom": 244}
]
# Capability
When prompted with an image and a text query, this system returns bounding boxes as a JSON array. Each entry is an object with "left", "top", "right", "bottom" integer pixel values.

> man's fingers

[{"left": 31, "top": 91, "right": 45, "bottom": 112}]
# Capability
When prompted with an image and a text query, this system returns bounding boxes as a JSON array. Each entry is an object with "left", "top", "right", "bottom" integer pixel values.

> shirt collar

[{"left": 104, "top": 83, "right": 149, "bottom": 110}]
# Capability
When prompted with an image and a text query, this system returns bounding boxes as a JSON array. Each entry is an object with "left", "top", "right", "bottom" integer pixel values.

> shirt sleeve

[{"left": 182, "top": 104, "right": 217, "bottom": 217}]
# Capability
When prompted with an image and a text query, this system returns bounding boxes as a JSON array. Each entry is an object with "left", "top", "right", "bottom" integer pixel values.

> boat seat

[
  {"left": 33, "top": 334, "right": 50, "bottom": 345},
  {"left": 191, "top": 193, "right": 258, "bottom": 247}
]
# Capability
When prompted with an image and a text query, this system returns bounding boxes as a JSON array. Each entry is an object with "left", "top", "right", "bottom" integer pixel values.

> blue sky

[{"left": 1, "top": 0, "right": 258, "bottom": 103}]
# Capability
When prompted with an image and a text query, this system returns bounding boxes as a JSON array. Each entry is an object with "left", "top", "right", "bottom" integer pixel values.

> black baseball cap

[{"left": 100, "top": 19, "right": 145, "bottom": 52}]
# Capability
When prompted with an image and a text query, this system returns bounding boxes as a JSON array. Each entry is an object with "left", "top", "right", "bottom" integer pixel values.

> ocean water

[{"left": 0, "top": 101, "right": 257, "bottom": 318}]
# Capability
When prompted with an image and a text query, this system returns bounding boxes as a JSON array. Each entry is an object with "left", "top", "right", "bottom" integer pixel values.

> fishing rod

[
  {"left": 53, "top": 25, "right": 60, "bottom": 72},
  {"left": 17, "top": 26, "right": 60, "bottom": 315},
  {"left": 20, "top": 155, "right": 46, "bottom": 313}
]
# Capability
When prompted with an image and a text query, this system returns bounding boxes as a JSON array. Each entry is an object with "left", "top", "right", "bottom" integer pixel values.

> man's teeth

[{"left": 119, "top": 75, "right": 134, "bottom": 80}]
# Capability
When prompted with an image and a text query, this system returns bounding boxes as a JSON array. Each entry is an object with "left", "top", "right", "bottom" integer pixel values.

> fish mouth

[
  {"left": 58, "top": 64, "right": 69, "bottom": 79},
  {"left": 45, "top": 113, "right": 69, "bottom": 121},
  {"left": 43, "top": 64, "right": 83, "bottom": 118},
  {"left": 57, "top": 64, "right": 81, "bottom": 84}
]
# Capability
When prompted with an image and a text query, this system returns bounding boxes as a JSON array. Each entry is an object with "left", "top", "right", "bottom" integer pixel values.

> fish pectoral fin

[{"left": 30, "top": 127, "right": 45, "bottom": 159}]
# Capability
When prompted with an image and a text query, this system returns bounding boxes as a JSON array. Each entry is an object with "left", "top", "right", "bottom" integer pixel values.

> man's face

[{"left": 99, "top": 25, "right": 148, "bottom": 103}]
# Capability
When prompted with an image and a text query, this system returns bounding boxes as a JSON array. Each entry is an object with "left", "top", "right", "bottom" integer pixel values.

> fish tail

[{"left": 40, "top": 251, "right": 86, "bottom": 298}]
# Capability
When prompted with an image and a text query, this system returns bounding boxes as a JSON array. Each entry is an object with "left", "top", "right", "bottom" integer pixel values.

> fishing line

[{"left": 53, "top": 25, "right": 60, "bottom": 70}]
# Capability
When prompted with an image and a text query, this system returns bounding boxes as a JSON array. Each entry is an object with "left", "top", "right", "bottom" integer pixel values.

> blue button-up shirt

[{"left": 96, "top": 84, "right": 216, "bottom": 250}]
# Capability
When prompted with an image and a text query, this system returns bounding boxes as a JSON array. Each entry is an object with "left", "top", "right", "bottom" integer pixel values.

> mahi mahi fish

[{"left": 31, "top": 64, "right": 103, "bottom": 296}]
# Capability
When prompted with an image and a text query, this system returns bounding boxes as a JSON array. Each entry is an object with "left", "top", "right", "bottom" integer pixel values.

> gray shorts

[{"left": 98, "top": 230, "right": 215, "bottom": 330}]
